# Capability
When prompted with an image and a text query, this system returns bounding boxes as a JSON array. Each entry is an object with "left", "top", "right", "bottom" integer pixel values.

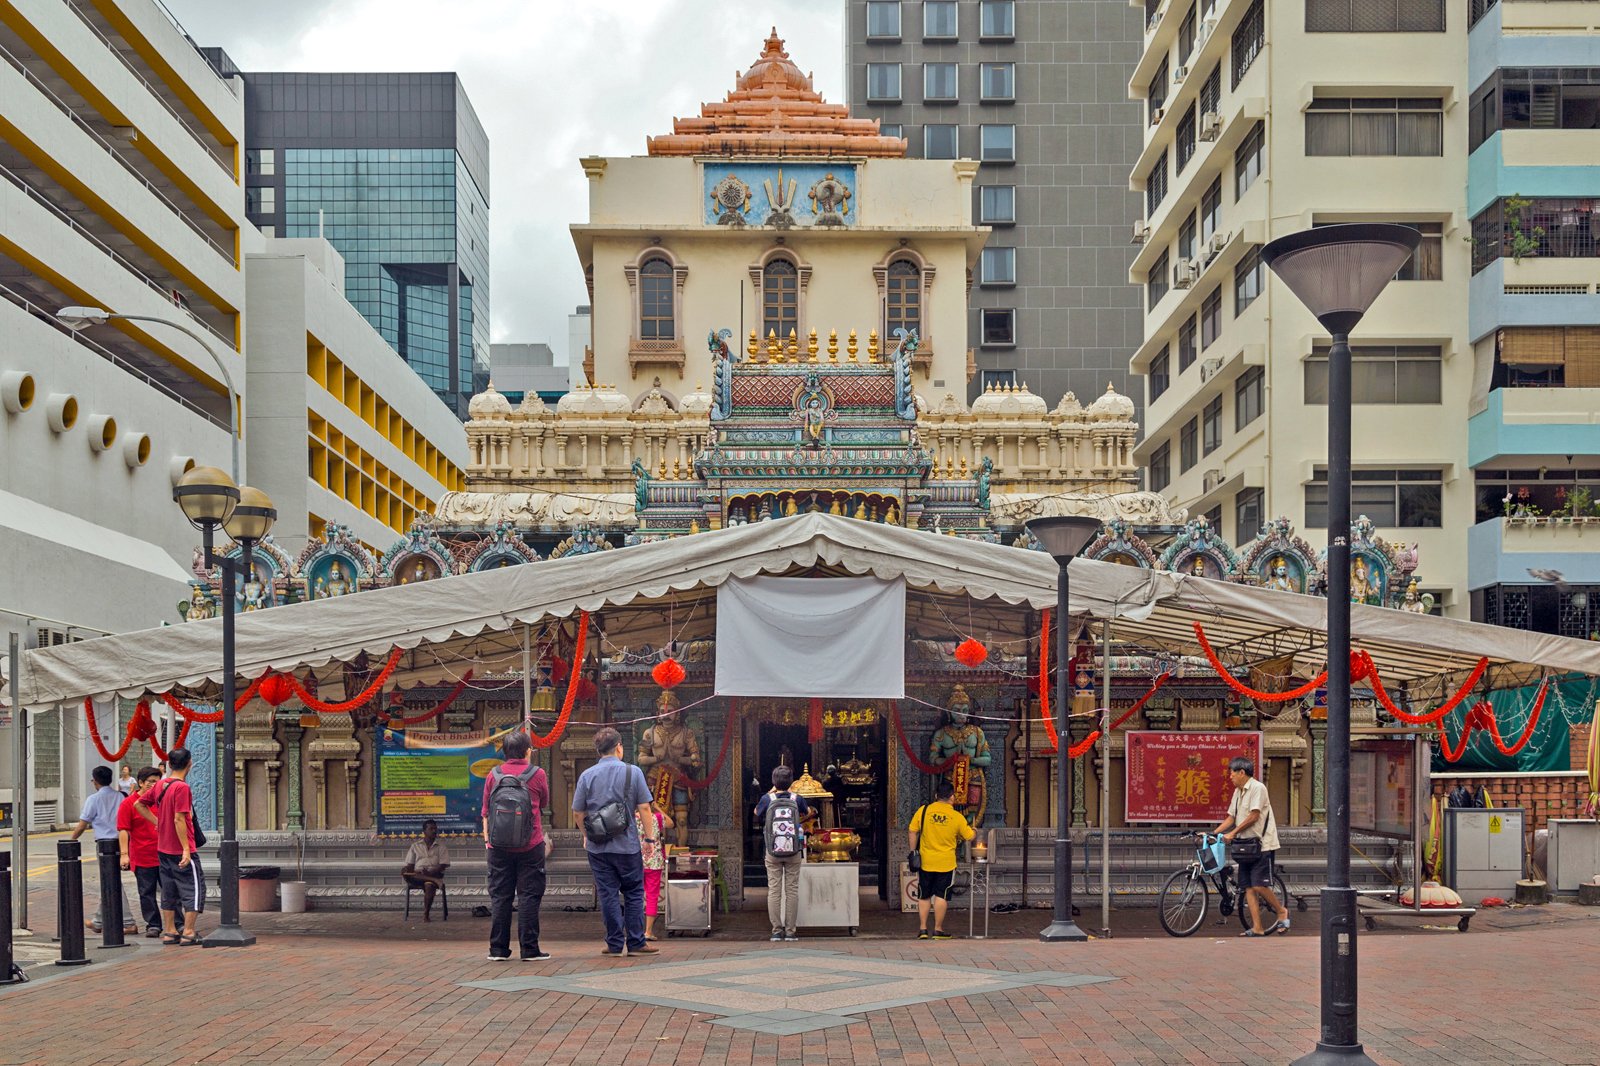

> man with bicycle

[{"left": 1213, "top": 756, "right": 1290, "bottom": 938}]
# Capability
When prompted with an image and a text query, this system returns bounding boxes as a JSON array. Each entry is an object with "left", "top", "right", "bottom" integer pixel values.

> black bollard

[
  {"left": 54, "top": 839, "right": 90, "bottom": 966},
  {"left": 0, "top": 851, "right": 18, "bottom": 984},
  {"left": 96, "top": 839, "right": 131, "bottom": 950}
]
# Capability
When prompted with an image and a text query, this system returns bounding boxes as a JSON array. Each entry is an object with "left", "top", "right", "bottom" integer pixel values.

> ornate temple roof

[{"left": 646, "top": 30, "right": 907, "bottom": 159}]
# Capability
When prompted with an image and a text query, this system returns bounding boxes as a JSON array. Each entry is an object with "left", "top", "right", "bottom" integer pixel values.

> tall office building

[
  {"left": 1464, "top": 0, "right": 1600, "bottom": 634},
  {"left": 240, "top": 72, "right": 491, "bottom": 419},
  {"left": 1128, "top": 0, "right": 1473, "bottom": 614},
  {"left": 846, "top": 0, "right": 1145, "bottom": 405}
]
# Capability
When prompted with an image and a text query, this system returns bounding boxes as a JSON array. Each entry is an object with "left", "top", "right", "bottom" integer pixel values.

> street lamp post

[
  {"left": 174, "top": 468, "right": 277, "bottom": 948},
  {"left": 56, "top": 306, "right": 241, "bottom": 483},
  {"left": 1262, "top": 224, "right": 1421, "bottom": 1065},
  {"left": 1024, "top": 514, "right": 1103, "bottom": 943}
]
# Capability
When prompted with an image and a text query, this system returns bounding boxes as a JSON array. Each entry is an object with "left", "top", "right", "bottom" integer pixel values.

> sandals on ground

[
  {"left": 178, "top": 933, "right": 202, "bottom": 945},
  {"left": 1239, "top": 929, "right": 1267, "bottom": 937},
  {"left": 161, "top": 934, "right": 182, "bottom": 945}
]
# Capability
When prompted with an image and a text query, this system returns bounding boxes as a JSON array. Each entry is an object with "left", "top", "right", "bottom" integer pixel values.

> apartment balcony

[
  {"left": 1469, "top": 386, "right": 1600, "bottom": 466},
  {"left": 1468, "top": 515, "right": 1600, "bottom": 592}
]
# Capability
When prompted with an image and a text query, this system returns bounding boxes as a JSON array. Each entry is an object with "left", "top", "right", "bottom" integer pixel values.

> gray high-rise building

[
  {"left": 845, "top": 0, "right": 1143, "bottom": 409},
  {"left": 240, "top": 72, "right": 491, "bottom": 419}
]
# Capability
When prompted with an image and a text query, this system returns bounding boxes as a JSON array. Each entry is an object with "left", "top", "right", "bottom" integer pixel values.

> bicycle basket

[{"left": 1198, "top": 835, "right": 1227, "bottom": 875}]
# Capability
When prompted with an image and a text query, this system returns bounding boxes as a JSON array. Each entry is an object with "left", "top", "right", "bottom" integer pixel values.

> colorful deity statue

[
  {"left": 242, "top": 578, "right": 265, "bottom": 612},
  {"left": 1264, "top": 556, "right": 1296, "bottom": 593},
  {"left": 928, "top": 683, "right": 992, "bottom": 826},
  {"left": 803, "top": 396, "right": 825, "bottom": 446},
  {"left": 636, "top": 690, "right": 703, "bottom": 847},
  {"left": 1401, "top": 579, "right": 1435, "bottom": 615},
  {"left": 1351, "top": 557, "right": 1377, "bottom": 605},
  {"left": 184, "top": 584, "right": 215, "bottom": 621},
  {"left": 323, "top": 561, "right": 351, "bottom": 598}
]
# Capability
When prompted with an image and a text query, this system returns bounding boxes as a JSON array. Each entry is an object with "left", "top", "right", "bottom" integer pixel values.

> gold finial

[
  {"left": 671, "top": 457, "right": 681, "bottom": 480},
  {"left": 807, "top": 328, "right": 819, "bottom": 360},
  {"left": 747, "top": 329, "right": 759, "bottom": 357},
  {"left": 688, "top": 519, "right": 700, "bottom": 534},
  {"left": 867, "top": 328, "right": 879, "bottom": 360},
  {"left": 959, "top": 456, "right": 970, "bottom": 477},
  {"left": 767, "top": 328, "right": 780, "bottom": 358},
  {"left": 885, "top": 500, "right": 900, "bottom": 525},
  {"left": 930, "top": 452, "right": 940, "bottom": 479},
  {"left": 657, "top": 456, "right": 668, "bottom": 479},
  {"left": 828, "top": 496, "right": 842, "bottom": 515},
  {"left": 944, "top": 454, "right": 953, "bottom": 477},
  {"left": 786, "top": 328, "right": 800, "bottom": 359},
  {"left": 847, "top": 329, "right": 858, "bottom": 360},
  {"left": 1020, "top": 382, "right": 1030, "bottom": 393},
  {"left": 985, "top": 382, "right": 994, "bottom": 393},
  {"left": 868, "top": 504, "right": 879, "bottom": 523},
  {"left": 827, "top": 329, "right": 839, "bottom": 360}
]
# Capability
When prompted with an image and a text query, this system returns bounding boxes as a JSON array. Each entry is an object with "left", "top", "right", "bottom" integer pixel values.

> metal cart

[{"left": 665, "top": 852, "right": 714, "bottom": 937}]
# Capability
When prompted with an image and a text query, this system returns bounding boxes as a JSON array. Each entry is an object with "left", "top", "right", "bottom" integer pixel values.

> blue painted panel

[
  {"left": 1470, "top": 8, "right": 1600, "bottom": 92},
  {"left": 1467, "top": 517, "right": 1600, "bottom": 590},
  {"left": 1469, "top": 260, "right": 1600, "bottom": 343},
  {"left": 1468, "top": 134, "right": 1600, "bottom": 215},
  {"left": 703, "top": 163, "right": 857, "bottom": 227},
  {"left": 1469, "top": 390, "right": 1600, "bottom": 467}
]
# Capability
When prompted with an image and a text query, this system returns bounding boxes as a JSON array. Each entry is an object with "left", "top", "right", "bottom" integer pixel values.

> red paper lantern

[
  {"left": 954, "top": 638, "right": 988, "bottom": 669},
  {"left": 259, "top": 673, "right": 296, "bottom": 707},
  {"left": 652, "top": 658, "right": 686, "bottom": 690},
  {"left": 575, "top": 677, "right": 598, "bottom": 701},
  {"left": 549, "top": 657, "right": 569, "bottom": 682}
]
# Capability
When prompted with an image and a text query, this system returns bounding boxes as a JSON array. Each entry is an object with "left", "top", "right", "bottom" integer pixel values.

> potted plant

[{"left": 280, "top": 831, "right": 309, "bottom": 913}]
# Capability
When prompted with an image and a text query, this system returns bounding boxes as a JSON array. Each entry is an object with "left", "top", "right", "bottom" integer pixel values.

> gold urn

[{"left": 806, "top": 828, "right": 861, "bottom": 863}]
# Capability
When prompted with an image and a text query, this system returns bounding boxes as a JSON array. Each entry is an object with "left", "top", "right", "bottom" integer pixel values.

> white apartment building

[
  {"left": 1, "top": 0, "right": 465, "bottom": 827},
  {"left": 1127, "top": 0, "right": 1473, "bottom": 614}
]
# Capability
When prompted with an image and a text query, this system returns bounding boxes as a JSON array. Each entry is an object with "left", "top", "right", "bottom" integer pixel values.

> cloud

[{"left": 163, "top": 0, "right": 844, "bottom": 365}]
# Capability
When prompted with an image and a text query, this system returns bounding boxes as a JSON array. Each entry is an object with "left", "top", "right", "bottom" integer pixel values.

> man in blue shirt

[
  {"left": 71, "top": 765, "right": 133, "bottom": 934},
  {"left": 571, "top": 727, "right": 659, "bottom": 957}
]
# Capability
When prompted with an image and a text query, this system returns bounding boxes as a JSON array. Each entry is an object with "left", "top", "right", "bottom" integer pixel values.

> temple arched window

[
  {"left": 638, "top": 257, "right": 675, "bottom": 340},
  {"left": 885, "top": 258, "right": 921, "bottom": 339},
  {"left": 762, "top": 258, "right": 799, "bottom": 342}
]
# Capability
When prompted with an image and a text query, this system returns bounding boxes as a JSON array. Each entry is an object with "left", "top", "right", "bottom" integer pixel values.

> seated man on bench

[{"left": 402, "top": 819, "right": 451, "bottom": 921}]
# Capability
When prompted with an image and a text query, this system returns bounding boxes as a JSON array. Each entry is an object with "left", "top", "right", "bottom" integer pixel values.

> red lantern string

[
  {"left": 1437, "top": 684, "right": 1548, "bottom": 763},
  {"left": 156, "top": 673, "right": 268, "bottom": 723},
  {"left": 673, "top": 700, "right": 739, "bottom": 790},
  {"left": 1036, "top": 672, "right": 1173, "bottom": 758},
  {"left": 1038, "top": 609, "right": 1058, "bottom": 752},
  {"left": 285, "top": 647, "right": 404, "bottom": 714},
  {"left": 1359, "top": 650, "right": 1489, "bottom": 725},
  {"left": 86, "top": 699, "right": 189, "bottom": 763},
  {"left": 528, "top": 610, "right": 588, "bottom": 749},
  {"left": 378, "top": 671, "right": 475, "bottom": 727},
  {"left": 1193, "top": 622, "right": 1328, "bottom": 702},
  {"left": 890, "top": 700, "right": 960, "bottom": 774}
]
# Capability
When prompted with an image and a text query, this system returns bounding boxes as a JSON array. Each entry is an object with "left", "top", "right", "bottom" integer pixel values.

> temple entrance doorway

[{"left": 742, "top": 721, "right": 811, "bottom": 886}]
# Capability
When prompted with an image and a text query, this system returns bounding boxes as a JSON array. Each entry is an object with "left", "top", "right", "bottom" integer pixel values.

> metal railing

[
  {"left": 0, "top": 279, "right": 228, "bottom": 429},
  {"left": 0, "top": 162, "right": 233, "bottom": 349},
  {"left": 0, "top": 40, "right": 232, "bottom": 262},
  {"left": 60, "top": 0, "right": 232, "bottom": 175},
  {"left": 1469, "top": 0, "right": 1499, "bottom": 29}
]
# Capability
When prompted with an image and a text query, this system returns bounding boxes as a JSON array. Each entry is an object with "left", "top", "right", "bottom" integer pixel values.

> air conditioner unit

[
  {"left": 1149, "top": 106, "right": 1166, "bottom": 126},
  {"left": 1199, "top": 111, "right": 1223, "bottom": 141},
  {"left": 1173, "top": 259, "right": 1198, "bottom": 288},
  {"left": 1132, "top": 220, "right": 1151, "bottom": 244},
  {"left": 1202, "top": 469, "right": 1226, "bottom": 492},
  {"left": 1198, "top": 356, "right": 1223, "bottom": 382},
  {"left": 1209, "top": 230, "right": 1230, "bottom": 255},
  {"left": 1173, "top": 65, "right": 1190, "bottom": 85},
  {"left": 1195, "top": 17, "right": 1213, "bottom": 47}
]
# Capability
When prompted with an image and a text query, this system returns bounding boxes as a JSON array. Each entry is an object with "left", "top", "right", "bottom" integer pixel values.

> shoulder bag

[
  {"left": 1228, "top": 787, "right": 1273, "bottom": 863},
  {"left": 906, "top": 804, "right": 928, "bottom": 873}
]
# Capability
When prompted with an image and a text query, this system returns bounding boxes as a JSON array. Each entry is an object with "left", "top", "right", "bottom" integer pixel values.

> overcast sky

[{"left": 162, "top": 0, "right": 846, "bottom": 365}]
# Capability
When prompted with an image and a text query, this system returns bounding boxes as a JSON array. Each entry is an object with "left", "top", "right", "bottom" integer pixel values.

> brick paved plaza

[{"left": 2, "top": 874, "right": 1595, "bottom": 1066}]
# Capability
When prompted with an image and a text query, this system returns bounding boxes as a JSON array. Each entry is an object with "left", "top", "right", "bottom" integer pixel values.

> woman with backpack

[
  {"left": 753, "top": 765, "right": 810, "bottom": 942},
  {"left": 640, "top": 800, "right": 675, "bottom": 942},
  {"left": 481, "top": 730, "right": 550, "bottom": 961}
]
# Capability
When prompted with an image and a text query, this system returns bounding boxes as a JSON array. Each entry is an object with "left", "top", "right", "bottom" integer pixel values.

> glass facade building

[{"left": 243, "top": 74, "right": 491, "bottom": 418}]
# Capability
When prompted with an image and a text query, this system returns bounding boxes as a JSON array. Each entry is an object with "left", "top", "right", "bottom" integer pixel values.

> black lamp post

[
  {"left": 1024, "top": 514, "right": 1103, "bottom": 942},
  {"left": 174, "top": 467, "right": 277, "bottom": 948},
  {"left": 1262, "top": 224, "right": 1420, "bottom": 1065}
]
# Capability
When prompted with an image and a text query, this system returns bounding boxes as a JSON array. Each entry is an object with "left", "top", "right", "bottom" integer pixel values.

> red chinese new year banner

[{"left": 1124, "top": 731, "right": 1263, "bottom": 824}]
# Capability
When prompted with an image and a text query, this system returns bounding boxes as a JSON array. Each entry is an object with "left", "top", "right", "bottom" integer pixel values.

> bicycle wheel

[
  {"left": 1234, "top": 869, "right": 1294, "bottom": 930},
  {"left": 1158, "top": 867, "right": 1209, "bottom": 937}
]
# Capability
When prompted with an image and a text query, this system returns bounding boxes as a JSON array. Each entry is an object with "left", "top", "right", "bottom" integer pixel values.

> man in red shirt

[
  {"left": 117, "top": 766, "right": 164, "bottom": 938},
  {"left": 134, "top": 746, "right": 204, "bottom": 945},
  {"left": 480, "top": 730, "right": 550, "bottom": 961}
]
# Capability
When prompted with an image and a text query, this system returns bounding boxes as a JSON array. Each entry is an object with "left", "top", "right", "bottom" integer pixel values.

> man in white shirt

[
  {"left": 1214, "top": 756, "right": 1290, "bottom": 937},
  {"left": 70, "top": 765, "right": 134, "bottom": 934},
  {"left": 401, "top": 819, "right": 451, "bottom": 922}
]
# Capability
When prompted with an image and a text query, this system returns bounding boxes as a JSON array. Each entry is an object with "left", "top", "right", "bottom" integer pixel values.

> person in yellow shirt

[{"left": 908, "top": 779, "right": 975, "bottom": 940}]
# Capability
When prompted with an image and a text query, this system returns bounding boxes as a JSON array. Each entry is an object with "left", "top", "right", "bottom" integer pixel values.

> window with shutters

[
  {"left": 1234, "top": 123, "right": 1264, "bottom": 198},
  {"left": 1151, "top": 346, "right": 1171, "bottom": 401},
  {"left": 1200, "top": 66, "right": 1221, "bottom": 118},
  {"left": 1307, "top": 468, "right": 1443, "bottom": 528},
  {"left": 1201, "top": 289, "right": 1222, "bottom": 349},
  {"left": 1202, "top": 396, "right": 1222, "bottom": 454},
  {"left": 1177, "top": 106, "right": 1198, "bottom": 173},
  {"left": 1150, "top": 58, "right": 1169, "bottom": 123},
  {"left": 1493, "top": 327, "right": 1600, "bottom": 388},
  {"left": 1236, "top": 488, "right": 1263, "bottom": 538},
  {"left": 1180, "top": 418, "right": 1199, "bottom": 472},
  {"left": 1179, "top": 315, "right": 1199, "bottom": 371},
  {"left": 1146, "top": 150, "right": 1169, "bottom": 215},
  {"left": 1151, "top": 442, "right": 1171, "bottom": 491},
  {"left": 1149, "top": 249, "right": 1170, "bottom": 310},
  {"left": 1236, "top": 366, "right": 1263, "bottom": 429},
  {"left": 1306, "top": 97, "right": 1444, "bottom": 156},
  {"left": 1307, "top": 0, "right": 1446, "bottom": 32},
  {"left": 1304, "top": 345, "right": 1443, "bottom": 404},
  {"left": 1232, "top": 0, "right": 1263, "bottom": 88}
]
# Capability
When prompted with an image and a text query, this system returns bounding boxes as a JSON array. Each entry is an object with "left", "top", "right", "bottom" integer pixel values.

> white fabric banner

[{"left": 714, "top": 576, "right": 906, "bottom": 698}]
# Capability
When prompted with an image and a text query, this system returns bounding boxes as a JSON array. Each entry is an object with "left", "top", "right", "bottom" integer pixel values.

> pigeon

[{"left": 1528, "top": 568, "right": 1568, "bottom": 590}]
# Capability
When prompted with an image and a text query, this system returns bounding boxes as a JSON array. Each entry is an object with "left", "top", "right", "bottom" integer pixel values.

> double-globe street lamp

[
  {"left": 57, "top": 304, "right": 268, "bottom": 949},
  {"left": 1262, "top": 223, "right": 1421, "bottom": 1066},
  {"left": 1023, "top": 513, "right": 1104, "bottom": 942}
]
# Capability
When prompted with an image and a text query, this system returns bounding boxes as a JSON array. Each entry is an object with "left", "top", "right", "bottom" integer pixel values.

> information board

[
  {"left": 1125, "top": 731, "right": 1263, "bottom": 824},
  {"left": 1352, "top": 740, "right": 1412, "bottom": 837},
  {"left": 375, "top": 726, "right": 512, "bottom": 838}
]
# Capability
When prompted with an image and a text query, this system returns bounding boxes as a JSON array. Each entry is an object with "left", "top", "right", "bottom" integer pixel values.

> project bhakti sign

[
  {"left": 375, "top": 726, "right": 513, "bottom": 838},
  {"left": 1125, "top": 731, "right": 1263, "bottom": 823}
]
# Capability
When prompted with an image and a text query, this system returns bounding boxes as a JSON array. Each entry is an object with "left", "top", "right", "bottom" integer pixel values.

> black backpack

[
  {"left": 486, "top": 765, "right": 539, "bottom": 849},
  {"left": 764, "top": 791, "right": 802, "bottom": 859}
]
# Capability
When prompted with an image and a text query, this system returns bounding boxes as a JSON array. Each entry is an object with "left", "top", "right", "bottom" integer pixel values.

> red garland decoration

[
  {"left": 954, "top": 638, "right": 988, "bottom": 669},
  {"left": 1360, "top": 650, "right": 1489, "bottom": 726},
  {"left": 259, "top": 674, "right": 296, "bottom": 708},
  {"left": 378, "top": 671, "right": 475, "bottom": 727},
  {"left": 1194, "top": 622, "right": 1329, "bottom": 702},
  {"left": 156, "top": 673, "right": 269, "bottom": 724},
  {"left": 285, "top": 647, "right": 404, "bottom": 714},
  {"left": 86, "top": 698, "right": 190, "bottom": 763},
  {"left": 1437, "top": 684, "right": 1548, "bottom": 763},
  {"left": 1039, "top": 609, "right": 1056, "bottom": 753},
  {"left": 1063, "top": 673, "right": 1173, "bottom": 758},
  {"left": 890, "top": 700, "right": 960, "bottom": 774},
  {"left": 674, "top": 699, "right": 739, "bottom": 790},
  {"left": 652, "top": 657, "right": 686, "bottom": 690},
  {"left": 528, "top": 610, "right": 588, "bottom": 749}
]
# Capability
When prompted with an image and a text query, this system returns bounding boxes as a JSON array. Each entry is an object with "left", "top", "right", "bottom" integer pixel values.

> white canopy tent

[{"left": 5, "top": 512, "right": 1598, "bottom": 710}]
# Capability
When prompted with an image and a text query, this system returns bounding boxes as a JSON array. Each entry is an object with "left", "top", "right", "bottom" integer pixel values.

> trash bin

[{"left": 238, "top": 866, "right": 281, "bottom": 913}]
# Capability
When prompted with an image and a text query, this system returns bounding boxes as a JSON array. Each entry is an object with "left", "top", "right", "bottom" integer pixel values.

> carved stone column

[
  {"left": 1069, "top": 716, "right": 1093, "bottom": 827},
  {"left": 1308, "top": 715, "right": 1328, "bottom": 826},
  {"left": 308, "top": 723, "right": 361, "bottom": 830},
  {"left": 280, "top": 718, "right": 305, "bottom": 832},
  {"left": 235, "top": 701, "right": 282, "bottom": 831}
]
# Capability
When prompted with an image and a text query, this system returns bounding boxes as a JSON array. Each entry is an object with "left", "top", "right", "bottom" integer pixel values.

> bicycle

[{"left": 1158, "top": 832, "right": 1299, "bottom": 937}]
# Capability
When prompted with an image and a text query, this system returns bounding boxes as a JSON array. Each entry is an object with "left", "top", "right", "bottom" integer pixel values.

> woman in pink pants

[{"left": 641, "top": 802, "right": 675, "bottom": 941}]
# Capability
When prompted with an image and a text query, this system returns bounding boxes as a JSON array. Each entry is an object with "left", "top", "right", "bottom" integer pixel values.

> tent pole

[
  {"left": 1100, "top": 619, "right": 1112, "bottom": 938},
  {"left": 9, "top": 631, "right": 28, "bottom": 931},
  {"left": 521, "top": 625, "right": 532, "bottom": 733}
]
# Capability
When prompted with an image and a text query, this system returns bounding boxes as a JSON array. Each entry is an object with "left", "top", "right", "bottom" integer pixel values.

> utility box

[
  {"left": 1547, "top": 819, "right": 1600, "bottom": 894},
  {"left": 1444, "top": 807, "right": 1525, "bottom": 898}
]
